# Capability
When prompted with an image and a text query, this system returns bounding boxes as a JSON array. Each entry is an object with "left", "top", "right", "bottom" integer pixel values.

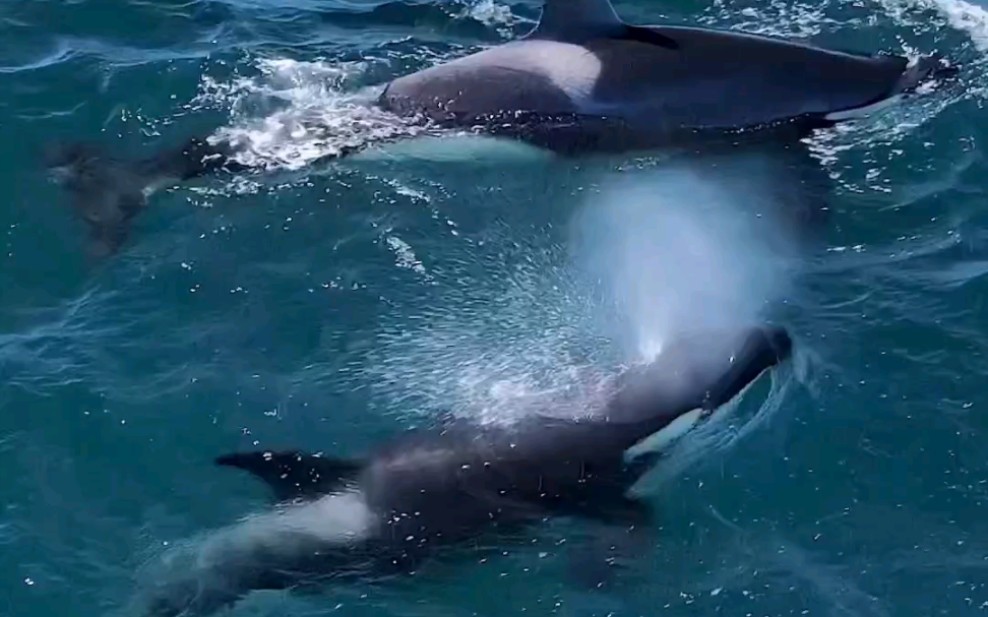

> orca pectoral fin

[{"left": 215, "top": 450, "right": 365, "bottom": 502}]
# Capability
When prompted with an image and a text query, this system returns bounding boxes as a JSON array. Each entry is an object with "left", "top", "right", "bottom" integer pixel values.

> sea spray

[
  {"left": 567, "top": 156, "right": 805, "bottom": 487},
  {"left": 569, "top": 157, "right": 800, "bottom": 365}
]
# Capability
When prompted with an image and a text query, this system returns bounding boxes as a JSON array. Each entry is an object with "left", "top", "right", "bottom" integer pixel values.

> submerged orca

[
  {"left": 137, "top": 323, "right": 793, "bottom": 617},
  {"left": 46, "top": 0, "right": 957, "bottom": 255}
]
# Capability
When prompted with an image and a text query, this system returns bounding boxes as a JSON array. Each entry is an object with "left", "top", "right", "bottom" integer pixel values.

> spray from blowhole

[{"left": 570, "top": 160, "right": 800, "bottom": 367}]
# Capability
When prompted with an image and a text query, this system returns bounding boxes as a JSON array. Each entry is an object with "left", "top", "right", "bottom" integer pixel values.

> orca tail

[
  {"left": 43, "top": 137, "right": 247, "bottom": 256},
  {"left": 43, "top": 141, "right": 152, "bottom": 257}
]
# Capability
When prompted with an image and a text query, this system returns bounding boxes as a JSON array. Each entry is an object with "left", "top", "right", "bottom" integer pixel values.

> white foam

[
  {"left": 188, "top": 45, "right": 572, "bottom": 172},
  {"left": 459, "top": 0, "right": 530, "bottom": 35},
  {"left": 385, "top": 235, "right": 429, "bottom": 278},
  {"left": 190, "top": 58, "right": 433, "bottom": 171},
  {"left": 888, "top": 0, "right": 988, "bottom": 52},
  {"left": 698, "top": 0, "right": 837, "bottom": 38}
]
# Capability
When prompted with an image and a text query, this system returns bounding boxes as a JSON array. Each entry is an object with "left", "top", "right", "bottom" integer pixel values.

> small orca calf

[
  {"left": 46, "top": 0, "right": 958, "bottom": 255},
  {"left": 137, "top": 323, "right": 793, "bottom": 617}
]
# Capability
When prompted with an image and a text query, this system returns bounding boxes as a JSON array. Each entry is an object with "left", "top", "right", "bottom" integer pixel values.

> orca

[
  {"left": 136, "top": 323, "right": 793, "bottom": 617},
  {"left": 45, "top": 0, "right": 958, "bottom": 255}
]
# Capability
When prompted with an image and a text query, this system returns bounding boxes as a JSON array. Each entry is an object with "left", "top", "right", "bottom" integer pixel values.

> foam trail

[{"left": 570, "top": 161, "right": 797, "bottom": 365}]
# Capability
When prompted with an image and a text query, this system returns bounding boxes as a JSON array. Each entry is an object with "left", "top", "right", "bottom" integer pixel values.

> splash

[
  {"left": 458, "top": 0, "right": 532, "bottom": 36},
  {"left": 178, "top": 0, "right": 533, "bottom": 174},
  {"left": 701, "top": 0, "right": 846, "bottom": 38},
  {"left": 384, "top": 234, "right": 430, "bottom": 280},
  {"left": 189, "top": 57, "right": 434, "bottom": 171},
  {"left": 699, "top": 0, "right": 971, "bottom": 178},
  {"left": 355, "top": 246, "right": 613, "bottom": 426},
  {"left": 354, "top": 153, "right": 804, "bottom": 444},
  {"left": 880, "top": 0, "right": 988, "bottom": 53}
]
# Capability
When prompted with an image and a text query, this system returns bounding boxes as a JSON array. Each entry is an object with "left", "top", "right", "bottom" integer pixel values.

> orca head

[{"left": 607, "top": 323, "right": 793, "bottom": 429}]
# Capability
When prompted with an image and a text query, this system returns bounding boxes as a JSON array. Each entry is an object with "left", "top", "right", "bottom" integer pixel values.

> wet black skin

[
  {"left": 142, "top": 324, "right": 793, "bottom": 617},
  {"left": 45, "top": 0, "right": 957, "bottom": 256}
]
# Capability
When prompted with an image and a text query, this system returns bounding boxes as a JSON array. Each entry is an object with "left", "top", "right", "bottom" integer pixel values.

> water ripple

[{"left": 3, "top": 1, "right": 988, "bottom": 617}]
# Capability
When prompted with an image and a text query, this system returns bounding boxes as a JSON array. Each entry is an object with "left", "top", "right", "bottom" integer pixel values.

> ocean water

[{"left": 3, "top": 0, "right": 988, "bottom": 615}]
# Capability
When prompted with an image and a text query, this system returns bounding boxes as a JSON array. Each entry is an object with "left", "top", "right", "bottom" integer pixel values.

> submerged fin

[
  {"left": 43, "top": 137, "right": 249, "bottom": 256},
  {"left": 43, "top": 142, "right": 150, "bottom": 257},
  {"left": 526, "top": 0, "right": 677, "bottom": 48},
  {"left": 215, "top": 450, "right": 364, "bottom": 501}
]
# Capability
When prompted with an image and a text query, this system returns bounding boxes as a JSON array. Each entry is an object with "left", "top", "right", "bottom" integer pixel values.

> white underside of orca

[
  {"left": 207, "top": 489, "right": 376, "bottom": 560},
  {"left": 823, "top": 93, "right": 905, "bottom": 121},
  {"left": 348, "top": 132, "right": 554, "bottom": 164}
]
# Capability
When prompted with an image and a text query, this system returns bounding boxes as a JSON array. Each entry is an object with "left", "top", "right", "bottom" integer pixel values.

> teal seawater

[{"left": 4, "top": 0, "right": 988, "bottom": 615}]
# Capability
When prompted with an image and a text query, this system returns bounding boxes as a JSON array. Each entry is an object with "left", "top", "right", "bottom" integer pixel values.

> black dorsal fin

[
  {"left": 615, "top": 25, "right": 679, "bottom": 50},
  {"left": 526, "top": 0, "right": 678, "bottom": 49},
  {"left": 216, "top": 450, "right": 364, "bottom": 502}
]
